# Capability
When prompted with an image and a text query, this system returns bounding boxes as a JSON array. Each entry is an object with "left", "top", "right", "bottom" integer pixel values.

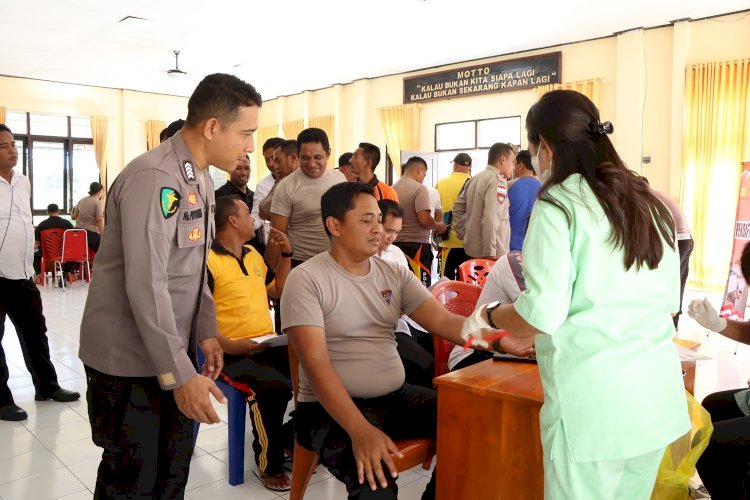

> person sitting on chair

[
  {"left": 207, "top": 195, "right": 295, "bottom": 492},
  {"left": 34, "top": 203, "right": 73, "bottom": 280},
  {"left": 282, "top": 182, "right": 472, "bottom": 500},
  {"left": 376, "top": 199, "right": 434, "bottom": 388},
  {"left": 448, "top": 250, "right": 525, "bottom": 371},
  {"left": 688, "top": 242, "right": 750, "bottom": 499}
]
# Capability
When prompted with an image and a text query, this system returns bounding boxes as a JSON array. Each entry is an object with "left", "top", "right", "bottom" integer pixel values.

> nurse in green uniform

[{"left": 462, "top": 90, "right": 690, "bottom": 499}]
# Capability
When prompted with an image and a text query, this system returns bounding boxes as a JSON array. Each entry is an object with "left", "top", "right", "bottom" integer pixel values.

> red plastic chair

[
  {"left": 431, "top": 281, "right": 483, "bottom": 377},
  {"left": 39, "top": 228, "right": 65, "bottom": 287},
  {"left": 58, "top": 229, "right": 91, "bottom": 290},
  {"left": 457, "top": 258, "right": 496, "bottom": 287},
  {"left": 288, "top": 344, "right": 435, "bottom": 500}
]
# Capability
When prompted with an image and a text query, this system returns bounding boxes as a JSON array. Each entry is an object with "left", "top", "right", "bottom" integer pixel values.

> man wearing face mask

[{"left": 452, "top": 143, "right": 515, "bottom": 260}]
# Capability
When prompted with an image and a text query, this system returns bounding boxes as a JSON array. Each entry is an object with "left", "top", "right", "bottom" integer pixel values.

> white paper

[
  {"left": 676, "top": 344, "right": 712, "bottom": 361},
  {"left": 252, "top": 334, "right": 288, "bottom": 348}
]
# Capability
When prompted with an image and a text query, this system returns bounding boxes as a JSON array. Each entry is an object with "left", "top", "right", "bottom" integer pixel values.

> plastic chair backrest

[
  {"left": 431, "top": 281, "right": 483, "bottom": 376},
  {"left": 62, "top": 229, "right": 89, "bottom": 263},
  {"left": 40, "top": 228, "right": 65, "bottom": 261},
  {"left": 458, "top": 258, "right": 496, "bottom": 287}
]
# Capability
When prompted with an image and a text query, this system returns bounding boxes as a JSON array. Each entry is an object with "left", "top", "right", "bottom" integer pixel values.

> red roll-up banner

[{"left": 720, "top": 161, "right": 750, "bottom": 319}]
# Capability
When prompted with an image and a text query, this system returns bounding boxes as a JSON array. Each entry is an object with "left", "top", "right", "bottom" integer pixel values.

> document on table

[{"left": 676, "top": 344, "right": 711, "bottom": 361}]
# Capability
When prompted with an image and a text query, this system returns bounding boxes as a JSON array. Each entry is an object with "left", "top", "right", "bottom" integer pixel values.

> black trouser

[
  {"left": 85, "top": 366, "right": 195, "bottom": 499},
  {"left": 674, "top": 238, "right": 694, "bottom": 329},
  {"left": 394, "top": 242, "right": 433, "bottom": 287},
  {"left": 696, "top": 388, "right": 750, "bottom": 499},
  {"left": 295, "top": 384, "right": 437, "bottom": 500},
  {"left": 438, "top": 247, "right": 468, "bottom": 281},
  {"left": 85, "top": 229, "right": 101, "bottom": 252},
  {"left": 0, "top": 277, "right": 60, "bottom": 406},
  {"left": 395, "top": 332, "right": 434, "bottom": 389},
  {"left": 222, "top": 346, "right": 293, "bottom": 475}
]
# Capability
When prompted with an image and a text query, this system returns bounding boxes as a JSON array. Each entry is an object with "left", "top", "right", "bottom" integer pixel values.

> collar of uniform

[
  {"left": 211, "top": 240, "right": 253, "bottom": 275},
  {"left": 170, "top": 131, "right": 199, "bottom": 185},
  {"left": 366, "top": 175, "right": 380, "bottom": 187},
  {"left": 221, "top": 181, "right": 247, "bottom": 197}
]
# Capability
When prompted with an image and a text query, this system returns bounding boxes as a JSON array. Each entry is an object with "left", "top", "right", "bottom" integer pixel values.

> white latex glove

[
  {"left": 460, "top": 305, "right": 494, "bottom": 348},
  {"left": 687, "top": 298, "right": 727, "bottom": 332}
]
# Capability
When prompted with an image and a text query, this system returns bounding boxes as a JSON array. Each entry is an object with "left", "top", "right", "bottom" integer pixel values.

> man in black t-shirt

[{"left": 34, "top": 203, "right": 73, "bottom": 275}]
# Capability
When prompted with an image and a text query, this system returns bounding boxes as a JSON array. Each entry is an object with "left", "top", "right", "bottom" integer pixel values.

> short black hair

[
  {"left": 185, "top": 73, "right": 262, "bottom": 128},
  {"left": 276, "top": 140, "right": 297, "bottom": 157},
  {"left": 488, "top": 143, "right": 514, "bottom": 165},
  {"left": 402, "top": 156, "right": 427, "bottom": 175},
  {"left": 47, "top": 204, "right": 60, "bottom": 214},
  {"left": 515, "top": 150, "right": 533, "bottom": 172},
  {"left": 215, "top": 195, "right": 244, "bottom": 231},
  {"left": 0, "top": 124, "right": 12, "bottom": 134},
  {"left": 358, "top": 142, "right": 381, "bottom": 171},
  {"left": 321, "top": 182, "right": 375, "bottom": 237},
  {"left": 378, "top": 199, "right": 403, "bottom": 221},
  {"left": 88, "top": 182, "right": 103, "bottom": 195},
  {"left": 263, "top": 137, "right": 284, "bottom": 152},
  {"left": 297, "top": 128, "right": 330, "bottom": 153},
  {"left": 338, "top": 152, "right": 353, "bottom": 167}
]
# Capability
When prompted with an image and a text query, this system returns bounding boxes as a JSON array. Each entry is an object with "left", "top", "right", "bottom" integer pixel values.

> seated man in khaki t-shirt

[{"left": 282, "top": 182, "right": 469, "bottom": 500}]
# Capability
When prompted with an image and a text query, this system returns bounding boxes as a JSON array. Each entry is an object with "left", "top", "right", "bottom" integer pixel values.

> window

[
  {"left": 434, "top": 116, "right": 521, "bottom": 180},
  {"left": 208, "top": 166, "right": 227, "bottom": 189},
  {"left": 7, "top": 111, "right": 95, "bottom": 216}
]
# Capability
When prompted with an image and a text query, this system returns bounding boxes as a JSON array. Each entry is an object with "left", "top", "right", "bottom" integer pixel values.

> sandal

[{"left": 253, "top": 469, "right": 291, "bottom": 492}]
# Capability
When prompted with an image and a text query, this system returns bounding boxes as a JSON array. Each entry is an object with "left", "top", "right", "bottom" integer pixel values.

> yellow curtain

[
  {"left": 377, "top": 104, "right": 421, "bottom": 180},
  {"left": 681, "top": 59, "right": 750, "bottom": 291},
  {"left": 309, "top": 115, "right": 335, "bottom": 166},
  {"left": 90, "top": 116, "right": 109, "bottom": 198},
  {"left": 146, "top": 120, "right": 166, "bottom": 150},
  {"left": 282, "top": 119, "right": 304, "bottom": 141},
  {"left": 0, "top": 107, "right": 6, "bottom": 125},
  {"left": 255, "top": 124, "right": 281, "bottom": 184},
  {"left": 536, "top": 79, "right": 602, "bottom": 109}
]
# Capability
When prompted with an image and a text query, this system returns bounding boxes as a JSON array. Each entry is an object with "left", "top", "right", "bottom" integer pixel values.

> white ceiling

[{"left": 2, "top": 0, "right": 748, "bottom": 100}]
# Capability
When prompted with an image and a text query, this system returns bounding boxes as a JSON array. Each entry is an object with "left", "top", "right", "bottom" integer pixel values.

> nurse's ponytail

[{"left": 526, "top": 90, "right": 675, "bottom": 271}]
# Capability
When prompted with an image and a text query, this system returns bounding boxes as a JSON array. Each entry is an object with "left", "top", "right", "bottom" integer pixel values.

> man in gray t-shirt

[
  {"left": 282, "top": 182, "right": 467, "bottom": 500},
  {"left": 392, "top": 157, "right": 446, "bottom": 287}
]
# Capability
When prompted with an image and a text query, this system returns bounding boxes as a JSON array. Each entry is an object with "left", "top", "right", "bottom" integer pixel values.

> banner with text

[
  {"left": 403, "top": 52, "right": 561, "bottom": 104},
  {"left": 720, "top": 161, "right": 750, "bottom": 319}
]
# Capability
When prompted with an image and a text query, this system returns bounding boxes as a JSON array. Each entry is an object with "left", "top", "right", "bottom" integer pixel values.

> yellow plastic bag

[{"left": 651, "top": 390, "right": 714, "bottom": 500}]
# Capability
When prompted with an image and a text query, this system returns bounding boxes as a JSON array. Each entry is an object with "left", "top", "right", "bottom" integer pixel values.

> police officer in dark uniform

[{"left": 79, "top": 73, "right": 262, "bottom": 498}]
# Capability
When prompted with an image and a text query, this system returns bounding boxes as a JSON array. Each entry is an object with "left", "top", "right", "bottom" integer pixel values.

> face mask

[{"left": 531, "top": 147, "right": 542, "bottom": 176}]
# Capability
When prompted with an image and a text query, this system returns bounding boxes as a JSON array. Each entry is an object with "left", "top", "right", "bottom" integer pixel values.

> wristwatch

[
  {"left": 280, "top": 249, "right": 294, "bottom": 258},
  {"left": 485, "top": 301, "right": 501, "bottom": 329}
]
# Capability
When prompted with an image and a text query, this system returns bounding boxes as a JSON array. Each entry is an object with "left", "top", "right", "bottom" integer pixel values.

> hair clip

[{"left": 587, "top": 120, "right": 614, "bottom": 140}]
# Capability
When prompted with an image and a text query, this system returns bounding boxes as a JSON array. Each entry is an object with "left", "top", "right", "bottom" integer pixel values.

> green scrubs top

[{"left": 514, "top": 174, "right": 690, "bottom": 462}]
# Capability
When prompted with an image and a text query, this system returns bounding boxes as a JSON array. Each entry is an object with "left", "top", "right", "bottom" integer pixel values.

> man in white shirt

[
  {"left": 250, "top": 137, "right": 284, "bottom": 246},
  {"left": 376, "top": 199, "right": 434, "bottom": 388},
  {"left": 448, "top": 250, "right": 525, "bottom": 371},
  {"left": 0, "top": 124, "right": 80, "bottom": 421}
]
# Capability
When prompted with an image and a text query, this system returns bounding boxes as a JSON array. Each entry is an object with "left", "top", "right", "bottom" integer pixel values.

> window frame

[
  {"left": 10, "top": 113, "right": 95, "bottom": 217},
  {"left": 434, "top": 115, "right": 522, "bottom": 153}
]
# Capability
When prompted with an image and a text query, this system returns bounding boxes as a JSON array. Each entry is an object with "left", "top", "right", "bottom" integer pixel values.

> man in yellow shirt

[
  {"left": 207, "top": 195, "right": 294, "bottom": 491},
  {"left": 436, "top": 153, "right": 472, "bottom": 279}
]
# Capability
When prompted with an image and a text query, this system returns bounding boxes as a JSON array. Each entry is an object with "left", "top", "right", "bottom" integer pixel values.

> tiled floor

[
  {"left": 0, "top": 283, "right": 434, "bottom": 500},
  {"left": 0, "top": 284, "right": 744, "bottom": 499}
]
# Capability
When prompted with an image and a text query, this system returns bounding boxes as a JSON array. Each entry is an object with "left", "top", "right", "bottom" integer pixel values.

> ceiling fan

[{"left": 167, "top": 50, "right": 187, "bottom": 80}]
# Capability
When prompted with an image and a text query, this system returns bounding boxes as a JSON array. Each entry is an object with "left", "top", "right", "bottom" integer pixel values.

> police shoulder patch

[{"left": 160, "top": 187, "right": 182, "bottom": 219}]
